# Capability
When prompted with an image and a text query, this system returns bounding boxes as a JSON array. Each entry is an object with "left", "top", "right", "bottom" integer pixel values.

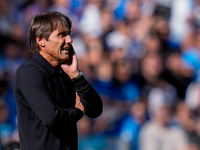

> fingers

[
  {"left": 71, "top": 45, "right": 76, "bottom": 54},
  {"left": 75, "top": 92, "right": 85, "bottom": 113},
  {"left": 76, "top": 92, "right": 80, "bottom": 101}
]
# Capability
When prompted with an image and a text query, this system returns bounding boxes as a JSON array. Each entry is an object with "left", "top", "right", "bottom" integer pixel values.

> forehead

[
  {"left": 48, "top": 27, "right": 70, "bottom": 38},
  {"left": 53, "top": 25, "right": 70, "bottom": 34}
]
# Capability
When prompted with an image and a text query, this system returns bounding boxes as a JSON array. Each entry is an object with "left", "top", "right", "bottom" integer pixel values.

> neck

[{"left": 39, "top": 51, "right": 60, "bottom": 68}]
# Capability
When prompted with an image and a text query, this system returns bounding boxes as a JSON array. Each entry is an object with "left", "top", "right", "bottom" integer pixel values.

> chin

[{"left": 61, "top": 57, "right": 70, "bottom": 63}]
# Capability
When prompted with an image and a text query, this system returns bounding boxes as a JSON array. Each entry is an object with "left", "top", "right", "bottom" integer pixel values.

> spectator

[
  {"left": 162, "top": 51, "right": 194, "bottom": 100},
  {"left": 182, "top": 29, "right": 200, "bottom": 81},
  {"left": 111, "top": 59, "right": 140, "bottom": 102},
  {"left": 78, "top": 0, "right": 103, "bottom": 38},
  {"left": 173, "top": 102, "right": 200, "bottom": 150},
  {"left": 136, "top": 52, "right": 171, "bottom": 101},
  {"left": 118, "top": 101, "right": 147, "bottom": 150},
  {"left": 78, "top": 116, "right": 109, "bottom": 150},
  {"left": 185, "top": 80, "right": 200, "bottom": 118},
  {"left": 139, "top": 100, "right": 189, "bottom": 150}
]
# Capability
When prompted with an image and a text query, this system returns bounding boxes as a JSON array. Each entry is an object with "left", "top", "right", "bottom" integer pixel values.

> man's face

[{"left": 42, "top": 26, "right": 73, "bottom": 63}]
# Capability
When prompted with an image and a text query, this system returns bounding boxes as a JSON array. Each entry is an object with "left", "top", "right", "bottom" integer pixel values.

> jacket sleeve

[
  {"left": 72, "top": 75, "right": 103, "bottom": 118},
  {"left": 17, "top": 65, "right": 83, "bottom": 128}
]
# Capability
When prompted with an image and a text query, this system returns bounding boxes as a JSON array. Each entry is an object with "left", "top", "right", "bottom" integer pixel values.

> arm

[
  {"left": 18, "top": 65, "right": 83, "bottom": 128},
  {"left": 61, "top": 47, "right": 103, "bottom": 118},
  {"left": 72, "top": 75, "right": 103, "bottom": 118}
]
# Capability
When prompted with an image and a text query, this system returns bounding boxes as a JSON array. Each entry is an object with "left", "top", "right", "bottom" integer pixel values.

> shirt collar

[{"left": 33, "top": 52, "right": 58, "bottom": 76}]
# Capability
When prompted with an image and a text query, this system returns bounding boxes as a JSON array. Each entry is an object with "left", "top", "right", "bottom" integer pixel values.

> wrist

[{"left": 71, "top": 70, "right": 83, "bottom": 81}]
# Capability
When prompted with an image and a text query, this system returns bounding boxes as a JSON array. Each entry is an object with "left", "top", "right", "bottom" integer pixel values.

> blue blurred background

[{"left": 0, "top": 0, "right": 200, "bottom": 150}]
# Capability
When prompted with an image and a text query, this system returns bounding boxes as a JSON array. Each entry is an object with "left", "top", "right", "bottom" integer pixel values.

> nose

[{"left": 65, "top": 35, "right": 73, "bottom": 44}]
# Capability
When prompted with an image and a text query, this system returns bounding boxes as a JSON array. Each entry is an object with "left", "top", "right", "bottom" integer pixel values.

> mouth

[
  {"left": 61, "top": 47, "right": 70, "bottom": 53},
  {"left": 61, "top": 47, "right": 70, "bottom": 51}
]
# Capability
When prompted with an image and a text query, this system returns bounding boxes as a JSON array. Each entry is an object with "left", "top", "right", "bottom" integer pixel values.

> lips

[{"left": 61, "top": 47, "right": 70, "bottom": 51}]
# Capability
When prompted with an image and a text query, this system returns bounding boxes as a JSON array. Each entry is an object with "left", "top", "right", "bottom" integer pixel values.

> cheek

[
  {"left": 49, "top": 37, "right": 63, "bottom": 47},
  {"left": 52, "top": 40, "right": 62, "bottom": 47}
]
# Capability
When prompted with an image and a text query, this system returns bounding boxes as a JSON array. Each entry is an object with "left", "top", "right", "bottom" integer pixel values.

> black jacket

[{"left": 14, "top": 53, "right": 103, "bottom": 150}]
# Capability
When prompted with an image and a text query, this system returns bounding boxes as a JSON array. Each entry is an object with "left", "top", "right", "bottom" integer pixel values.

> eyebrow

[{"left": 58, "top": 29, "right": 71, "bottom": 35}]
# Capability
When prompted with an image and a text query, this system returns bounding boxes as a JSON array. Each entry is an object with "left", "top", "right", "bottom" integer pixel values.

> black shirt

[{"left": 14, "top": 53, "right": 103, "bottom": 150}]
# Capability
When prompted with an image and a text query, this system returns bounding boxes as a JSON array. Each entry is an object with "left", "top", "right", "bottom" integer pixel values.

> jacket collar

[{"left": 33, "top": 52, "right": 59, "bottom": 76}]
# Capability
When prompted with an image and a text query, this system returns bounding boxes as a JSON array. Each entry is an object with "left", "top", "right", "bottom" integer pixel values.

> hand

[
  {"left": 75, "top": 92, "right": 85, "bottom": 114},
  {"left": 61, "top": 46, "right": 80, "bottom": 79}
]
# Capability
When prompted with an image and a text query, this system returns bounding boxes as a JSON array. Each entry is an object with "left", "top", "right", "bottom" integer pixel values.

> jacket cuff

[
  {"left": 71, "top": 76, "right": 89, "bottom": 91},
  {"left": 75, "top": 108, "right": 84, "bottom": 121}
]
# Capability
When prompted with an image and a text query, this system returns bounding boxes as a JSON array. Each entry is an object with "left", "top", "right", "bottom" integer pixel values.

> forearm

[
  {"left": 61, "top": 50, "right": 103, "bottom": 118},
  {"left": 72, "top": 76, "right": 103, "bottom": 118}
]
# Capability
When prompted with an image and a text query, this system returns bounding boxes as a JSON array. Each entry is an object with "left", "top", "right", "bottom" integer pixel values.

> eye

[
  {"left": 59, "top": 30, "right": 71, "bottom": 37},
  {"left": 59, "top": 32, "right": 67, "bottom": 37}
]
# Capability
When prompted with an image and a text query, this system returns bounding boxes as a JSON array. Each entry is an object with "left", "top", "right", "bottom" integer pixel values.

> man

[{"left": 13, "top": 11, "right": 103, "bottom": 150}]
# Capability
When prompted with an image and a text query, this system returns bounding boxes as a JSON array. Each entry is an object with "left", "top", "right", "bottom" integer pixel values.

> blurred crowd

[{"left": 0, "top": 0, "right": 200, "bottom": 149}]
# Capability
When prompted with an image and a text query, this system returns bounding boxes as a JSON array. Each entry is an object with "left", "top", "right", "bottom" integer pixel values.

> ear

[{"left": 36, "top": 37, "right": 45, "bottom": 47}]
